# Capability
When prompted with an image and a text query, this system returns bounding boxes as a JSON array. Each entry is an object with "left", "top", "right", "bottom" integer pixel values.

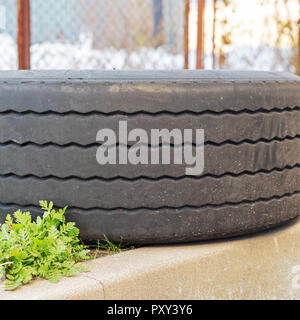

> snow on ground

[
  {"left": 0, "top": 34, "right": 18, "bottom": 70},
  {"left": 224, "top": 45, "right": 296, "bottom": 73},
  {"left": 0, "top": 33, "right": 295, "bottom": 72},
  {"left": 0, "top": 33, "right": 184, "bottom": 70}
]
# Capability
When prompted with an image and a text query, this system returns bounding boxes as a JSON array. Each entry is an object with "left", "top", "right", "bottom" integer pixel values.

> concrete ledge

[{"left": 2, "top": 217, "right": 300, "bottom": 300}]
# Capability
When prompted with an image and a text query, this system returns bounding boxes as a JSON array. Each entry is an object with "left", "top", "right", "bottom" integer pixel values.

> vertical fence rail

[
  {"left": 212, "top": 0, "right": 217, "bottom": 69},
  {"left": 196, "top": 0, "right": 205, "bottom": 69},
  {"left": 184, "top": 0, "right": 190, "bottom": 69},
  {"left": 17, "top": 0, "right": 31, "bottom": 70},
  {"left": 297, "top": 18, "right": 300, "bottom": 75}
]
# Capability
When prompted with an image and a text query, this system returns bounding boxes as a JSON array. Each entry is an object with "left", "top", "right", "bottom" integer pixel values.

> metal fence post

[
  {"left": 297, "top": 18, "right": 300, "bottom": 75},
  {"left": 212, "top": 0, "right": 217, "bottom": 69},
  {"left": 17, "top": 0, "right": 31, "bottom": 70},
  {"left": 196, "top": 0, "right": 205, "bottom": 69},
  {"left": 184, "top": 0, "right": 190, "bottom": 69}
]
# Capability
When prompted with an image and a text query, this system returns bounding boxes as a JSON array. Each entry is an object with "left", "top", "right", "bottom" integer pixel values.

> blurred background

[{"left": 0, "top": 0, "right": 299, "bottom": 73}]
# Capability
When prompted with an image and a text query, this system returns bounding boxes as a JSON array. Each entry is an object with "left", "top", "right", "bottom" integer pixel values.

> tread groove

[
  {"left": 0, "top": 163, "right": 299, "bottom": 181},
  {"left": 0, "top": 106, "right": 300, "bottom": 116},
  {"left": 1, "top": 134, "right": 300, "bottom": 148},
  {"left": 0, "top": 190, "right": 299, "bottom": 212}
]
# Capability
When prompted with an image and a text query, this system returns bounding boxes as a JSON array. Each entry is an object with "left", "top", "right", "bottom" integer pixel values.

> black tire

[{"left": 0, "top": 70, "right": 299, "bottom": 244}]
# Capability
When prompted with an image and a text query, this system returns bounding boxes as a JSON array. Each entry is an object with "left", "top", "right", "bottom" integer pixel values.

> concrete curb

[{"left": 2, "top": 217, "right": 300, "bottom": 300}]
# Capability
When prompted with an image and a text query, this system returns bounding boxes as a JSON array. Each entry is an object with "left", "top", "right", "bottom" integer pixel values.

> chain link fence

[
  {"left": 0, "top": 0, "right": 17, "bottom": 69},
  {"left": 0, "top": 0, "right": 299, "bottom": 72},
  {"left": 0, "top": 0, "right": 185, "bottom": 70},
  {"left": 30, "top": 0, "right": 185, "bottom": 69}
]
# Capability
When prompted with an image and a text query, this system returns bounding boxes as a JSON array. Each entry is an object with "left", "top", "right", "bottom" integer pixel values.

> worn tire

[{"left": 0, "top": 70, "right": 299, "bottom": 244}]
